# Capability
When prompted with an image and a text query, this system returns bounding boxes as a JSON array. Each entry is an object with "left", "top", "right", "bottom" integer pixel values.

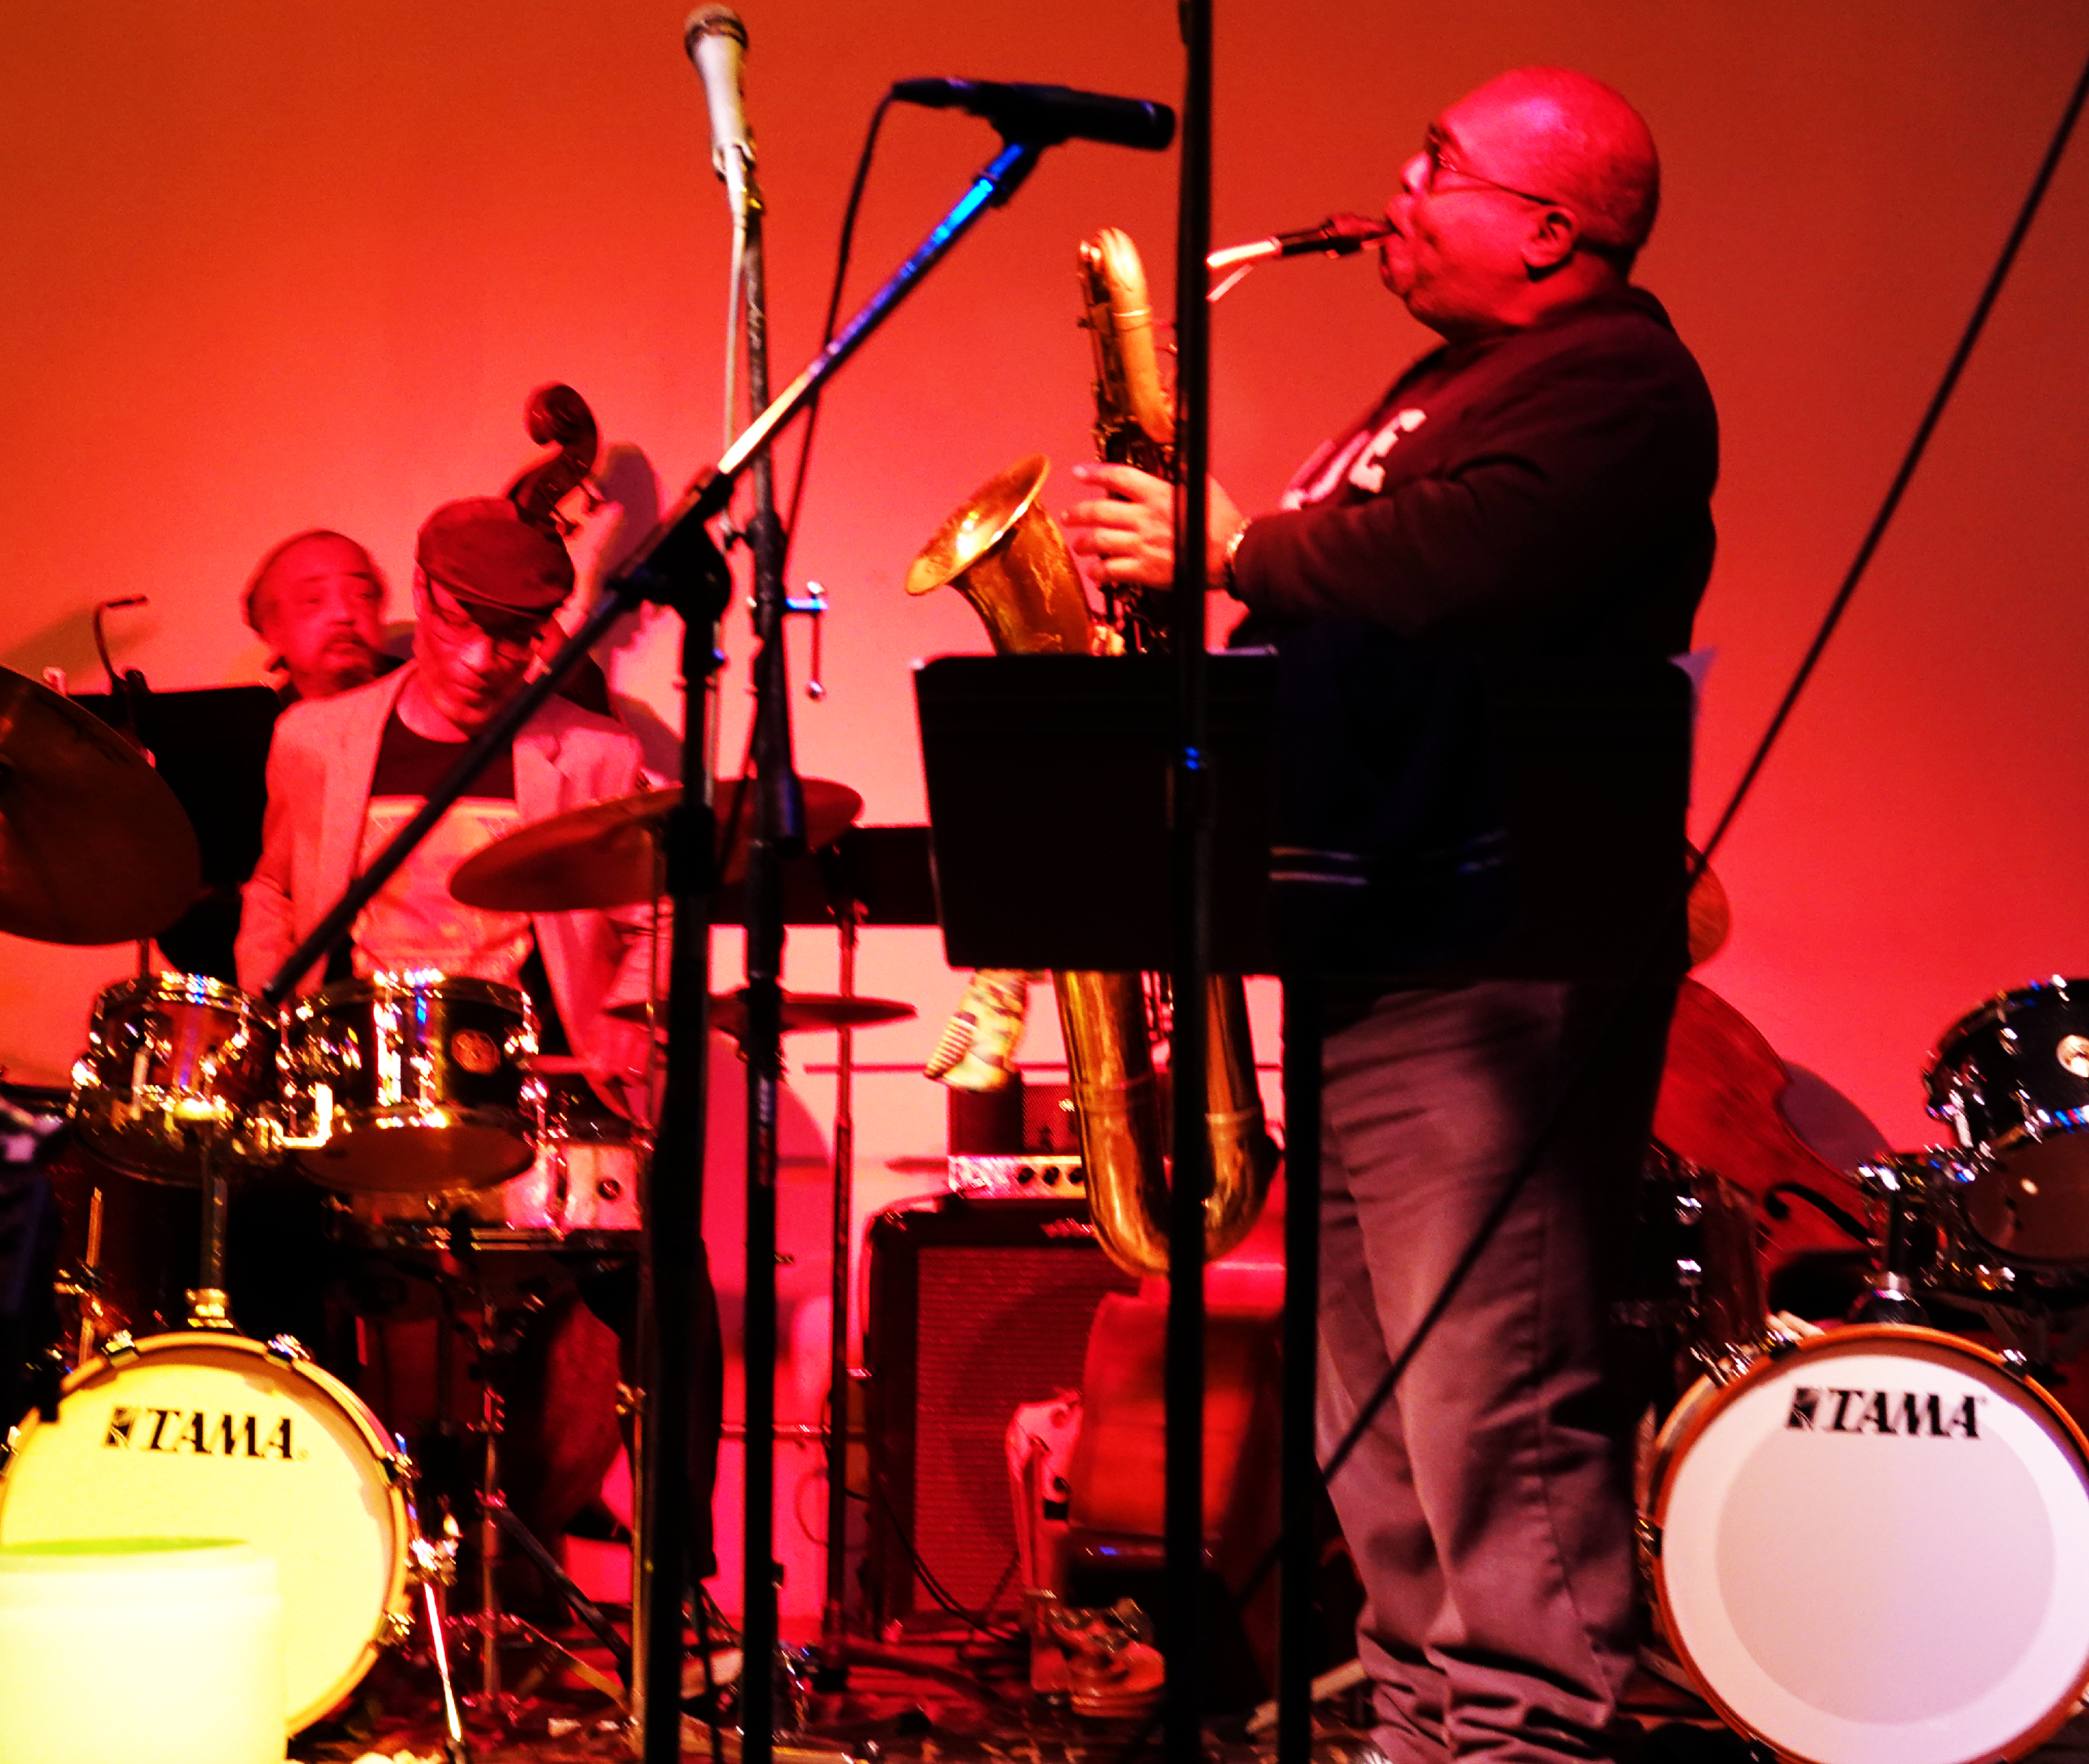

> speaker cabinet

[{"left": 863, "top": 1196, "right": 1140, "bottom": 1628}]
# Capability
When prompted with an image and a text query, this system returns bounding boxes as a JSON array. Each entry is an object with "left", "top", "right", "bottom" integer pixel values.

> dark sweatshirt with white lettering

[{"left": 1230, "top": 287, "right": 1718, "bottom": 659}]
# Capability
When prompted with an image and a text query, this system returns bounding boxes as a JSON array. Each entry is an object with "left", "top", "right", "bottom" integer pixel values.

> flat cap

[{"left": 416, "top": 497, "right": 574, "bottom": 615}]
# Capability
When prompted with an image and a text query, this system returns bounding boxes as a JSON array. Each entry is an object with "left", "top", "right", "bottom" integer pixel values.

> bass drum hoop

[
  {"left": 1644, "top": 1324, "right": 2089, "bottom": 1764},
  {"left": 0, "top": 1332, "right": 411, "bottom": 1732}
]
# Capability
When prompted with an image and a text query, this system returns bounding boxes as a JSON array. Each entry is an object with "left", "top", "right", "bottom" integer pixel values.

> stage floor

[{"left": 292, "top": 1616, "right": 2089, "bottom": 1764}]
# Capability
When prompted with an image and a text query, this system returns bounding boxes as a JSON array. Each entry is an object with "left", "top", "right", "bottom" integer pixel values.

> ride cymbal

[
  {"left": 0, "top": 666, "right": 201, "bottom": 945},
  {"left": 449, "top": 776, "right": 863, "bottom": 913}
]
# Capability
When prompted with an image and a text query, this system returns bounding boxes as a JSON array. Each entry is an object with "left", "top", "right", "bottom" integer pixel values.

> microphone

[
  {"left": 1207, "top": 213, "right": 1392, "bottom": 273},
  {"left": 889, "top": 77, "right": 1175, "bottom": 152},
  {"left": 684, "top": 5, "right": 754, "bottom": 214}
]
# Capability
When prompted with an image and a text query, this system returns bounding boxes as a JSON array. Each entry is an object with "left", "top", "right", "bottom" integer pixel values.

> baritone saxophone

[{"left": 907, "top": 226, "right": 1279, "bottom": 1279}]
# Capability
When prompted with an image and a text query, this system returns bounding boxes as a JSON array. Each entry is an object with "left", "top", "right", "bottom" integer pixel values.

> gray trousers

[{"left": 1317, "top": 978, "right": 1675, "bottom": 1764}]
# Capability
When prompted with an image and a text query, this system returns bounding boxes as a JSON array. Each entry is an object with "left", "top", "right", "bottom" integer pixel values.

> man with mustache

[{"left": 242, "top": 528, "right": 393, "bottom": 706}]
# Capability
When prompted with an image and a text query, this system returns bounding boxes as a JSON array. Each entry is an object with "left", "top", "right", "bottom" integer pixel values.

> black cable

[
  {"left": 779, "top": 94, "right": 894, "bottom": 575},
  {"left": 866, "top": 1464, "right": 1022, "bottom": 1639},
  {"left": 1108, "top": 38, "right": 2089, "bottom": 1760},
  {"left": 1689, "top": 43, "right": 2089, "bottom": 882}
]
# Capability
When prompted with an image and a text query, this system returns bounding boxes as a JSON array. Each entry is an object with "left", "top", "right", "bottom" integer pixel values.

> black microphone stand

[
  {"left": 1165, "top": 8, "right": 1214, "bottom": 1763},
  {"left": 732, "top": 132, "right": 802, "bottom": 1764}
]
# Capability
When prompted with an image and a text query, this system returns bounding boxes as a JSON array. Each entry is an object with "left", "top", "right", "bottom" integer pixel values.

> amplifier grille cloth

[{"left": 910, "top": 1242, "right": 1136, "bottom": 1610}]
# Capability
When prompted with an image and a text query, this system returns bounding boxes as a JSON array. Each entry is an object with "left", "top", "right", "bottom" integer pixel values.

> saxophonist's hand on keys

[{"left": 1062, "top": 462, "right": 1246, "bottom": 594}]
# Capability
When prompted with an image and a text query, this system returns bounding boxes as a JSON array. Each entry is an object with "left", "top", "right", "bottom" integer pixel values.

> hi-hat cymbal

[
  {"left": 0, "top": 666, "right": 202, "bottom": 946},
  {"left": 710, "top": 989, "right": 917, "bottom": 1042},
  {"left": 450, "top": 776, "right": 863, "bottom": 913}
]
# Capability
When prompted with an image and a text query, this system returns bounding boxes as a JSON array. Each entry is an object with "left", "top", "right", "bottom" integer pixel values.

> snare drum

[
  {"left": 338, "top": 1066, "right": 641, "bottom": 1235},
  {"left": 278, "top": 971, "right": 541, "bottom": 1193},
  {"left": 1927, "top": 979, "right": 2089, "bottom": 1261},
  {"left": 69, "top": 973, "right": 277, "bottom": 1181},
  {"left": 1644, "top": 1325, "right": 2089, "bottom": 1764},
  {"left": 0, "top": 1332, "right": 412, "bottom": 1732}
]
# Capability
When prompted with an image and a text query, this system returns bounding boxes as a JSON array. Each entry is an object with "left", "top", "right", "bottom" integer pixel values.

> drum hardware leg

[
  {"left": 1849, "top": 1190, "right": 1930, "bottom": 1327},
  {"left": 74, "top": 1185, "right": 107, "bottom": 1361},
  {"left": 817, "top": 896, "right": 861, "bottom": 1685},
  {"left": 401, "top": 1460, "right": 475, "bottom": 1763},
  {"left": 183, "top": 1150, "right": 236, "bottom": 1332},
  {"left": 482, "top": 1491, "right": 632, "bottom": 1680},
  {"left": 478, "top": 1296, "right": 503, "bottom": 1705}
]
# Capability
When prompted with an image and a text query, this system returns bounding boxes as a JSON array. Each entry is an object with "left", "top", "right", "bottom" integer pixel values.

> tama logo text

[
  {"left": 1785, "top": 1387, "right": 1980, "bottom": 1437},
  {"left": 104, "top": 1405, "right": 297, "bottom": 1458}
]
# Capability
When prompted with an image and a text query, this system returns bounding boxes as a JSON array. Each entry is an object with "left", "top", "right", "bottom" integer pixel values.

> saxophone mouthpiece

[{"left": 1206, "top": 213, "right": 1393, "bottom": 274}]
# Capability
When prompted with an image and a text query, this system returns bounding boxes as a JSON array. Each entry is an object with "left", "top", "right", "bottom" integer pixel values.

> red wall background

[{"left": 6, "top": 1, "right": 2087, "bottom": 1614}]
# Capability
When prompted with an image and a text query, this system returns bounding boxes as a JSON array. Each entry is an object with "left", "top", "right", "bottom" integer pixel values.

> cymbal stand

[{"left": 449, "top": 1279, "right": 632, "bottom": 1719}]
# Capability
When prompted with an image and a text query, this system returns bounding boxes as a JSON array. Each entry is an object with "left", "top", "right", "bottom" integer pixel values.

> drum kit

[
  {"left": 1638, "top": 977, "right": 2089, "bottom": 1764},
  {"left": 0, "top": 665, "right": 914, "bottom": 1738},
  {"left": 14, "top": 651, "right": 2089, "bottom": 1762}
]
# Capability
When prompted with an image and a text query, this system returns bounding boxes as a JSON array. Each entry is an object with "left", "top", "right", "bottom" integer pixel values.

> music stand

[{"left": 913, "top": 650, "right": 1691, "bottom": 1737}]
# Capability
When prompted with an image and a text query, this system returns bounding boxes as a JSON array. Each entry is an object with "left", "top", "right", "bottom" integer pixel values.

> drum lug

[
  {"left": 100, "top": 1330, "right": 139, "bottom": 1361},
  {"left": 382, "top": 1609, "right": 415, "bottom": 1647},
  {"left": 1636, "top": 1514, "right": 1662, "bottom": 1561},
  {"left": 184, "top": 1288, "right": 236, "bottom": 1332},
  {"left": 263, "top": 1334, "right": 310, "bottom": 1365}
]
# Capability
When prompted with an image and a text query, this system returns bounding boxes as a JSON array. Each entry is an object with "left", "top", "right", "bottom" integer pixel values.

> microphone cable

[
  {"left": 1110, "top": 34, "right": 2089, "bottom": 1759},
  {"left": 779, "top": 93, "right": 897, "bottom": 576}
]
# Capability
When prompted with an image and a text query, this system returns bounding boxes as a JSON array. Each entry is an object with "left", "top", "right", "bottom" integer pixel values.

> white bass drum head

[
  {"left": 0, "top": 1333, "right": 407, "bottom": 1732},
  {"left": 1649, "top": 1325, "right": 2089, "bottom": 1764}
]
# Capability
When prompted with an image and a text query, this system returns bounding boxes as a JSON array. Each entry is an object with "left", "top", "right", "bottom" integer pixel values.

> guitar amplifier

[{"left": 863, "top": 1196, "right": 1140, "bottom": 1628}]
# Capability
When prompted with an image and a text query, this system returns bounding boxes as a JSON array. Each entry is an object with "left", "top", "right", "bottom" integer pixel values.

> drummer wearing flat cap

[
  {"left": 237, "top": 494, "right": 721, "bottom": 1586},
  {"left": 240, "top": 494, "right": 648, "bottom": 1098}
]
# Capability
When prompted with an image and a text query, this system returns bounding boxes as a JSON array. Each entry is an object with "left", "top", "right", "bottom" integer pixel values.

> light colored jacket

[{"left": 236, "top": 663, "right": 655, "bottom": 1113}]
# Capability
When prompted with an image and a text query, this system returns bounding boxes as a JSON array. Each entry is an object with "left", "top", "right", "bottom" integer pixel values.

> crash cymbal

[
  {"left": 449, "top": 776, "right": 863, "bottom": 913},
  {"left": 1686, "top": 844, "right": 1730, "bottom": 969},
  {"left": 709, "top": 989, "right": 917, "bottom": 1042},
  {"left": 0, "top": 667, "right": 202, "bottom": 945}
]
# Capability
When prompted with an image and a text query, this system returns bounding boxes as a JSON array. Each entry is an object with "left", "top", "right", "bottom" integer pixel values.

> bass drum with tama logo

[
  {"left": 1643, "top": 1325, "right": 2089, "bottom": 1764},
  {"left": 0, "top": 1332, "right": 411, "bottom": 1732}
]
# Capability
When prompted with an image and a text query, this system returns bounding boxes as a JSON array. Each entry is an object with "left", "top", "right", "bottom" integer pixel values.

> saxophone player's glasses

[{"left": 1412, "top": 124, "right": 1564, "bottom": 208}]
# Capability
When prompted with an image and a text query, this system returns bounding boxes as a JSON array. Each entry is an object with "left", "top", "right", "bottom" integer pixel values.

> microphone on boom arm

[{"left": 889, "top": 77, "right": 1175, "bottom": 152}]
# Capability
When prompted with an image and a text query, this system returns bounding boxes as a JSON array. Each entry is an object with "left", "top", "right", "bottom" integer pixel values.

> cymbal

[
  {"left": 0, "top": 667, "right": 202, "bottom": 945},
  {"left": 710, "top": 989, "right": 918, "bottom": 1042},
  {"left": 1686, "top": 845, "right": 1730, "bottom": 969},
  {"left": 450, "top": 776, "right": 863, "bottom": 913}
]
